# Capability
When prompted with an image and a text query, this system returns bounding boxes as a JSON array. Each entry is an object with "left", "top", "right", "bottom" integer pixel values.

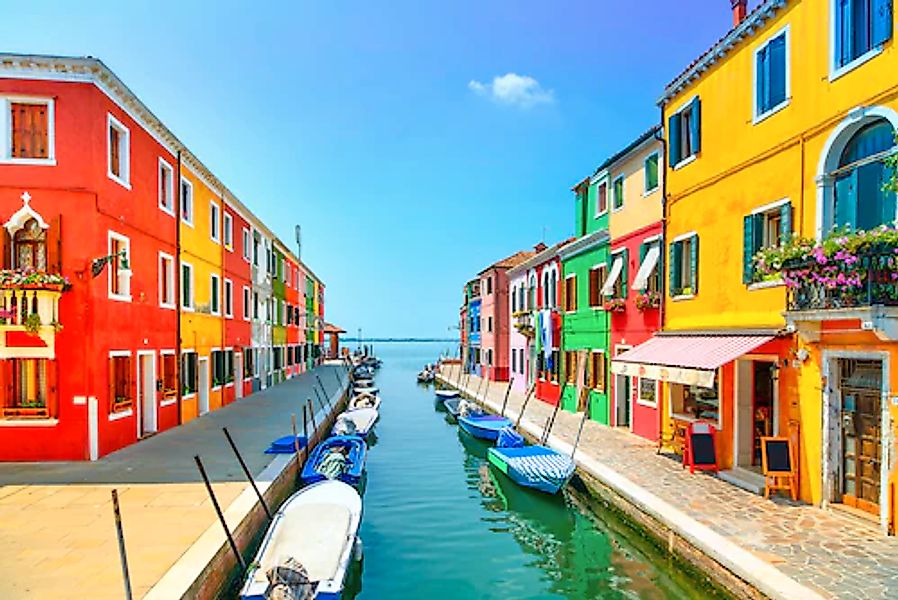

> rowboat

[
  {"left": 300, "top": 435, "right": 367, "bottom": 487},
  {"left": 347, "top": 392, "right": 381, "bottom": 412},
  {"left": 457, "top": 413, "right": 514, "bottom": 441},
  {"left": 487, "top": 445, "right": 575, "bottom": 495},
  {"left": 239, "top": 480, "right": 363, "bottom": 600},
  {"left": 332, "top": 407, "right": 379, "bottom": 439},
  {"left": 434, "top": 388, "right": 459, "bottom": 400}
]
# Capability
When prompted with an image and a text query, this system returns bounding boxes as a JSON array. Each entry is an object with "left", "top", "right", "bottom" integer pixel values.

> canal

[{"left": 346, "top": 341, "right": 725, "bottom": 599}]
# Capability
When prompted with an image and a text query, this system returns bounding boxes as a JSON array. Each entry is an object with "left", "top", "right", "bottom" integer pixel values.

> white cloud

[{"left": 468, "top": 73, "right": 554, "bottom": 109}]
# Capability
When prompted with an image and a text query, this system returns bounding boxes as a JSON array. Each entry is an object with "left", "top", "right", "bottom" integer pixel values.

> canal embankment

[
  {"left": 0, "top": 364, "right": 349, "bottom": 600},
  {"left": 437, "top": 363, "right": 897, "bottom": 600}
]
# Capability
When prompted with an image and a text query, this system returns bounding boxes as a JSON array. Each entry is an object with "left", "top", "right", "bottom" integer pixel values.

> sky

[{"left": 0, "top": 1, "right": 753, "bottom": 338}]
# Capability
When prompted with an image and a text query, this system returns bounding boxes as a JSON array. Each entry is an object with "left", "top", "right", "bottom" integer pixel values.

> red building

[
  {"left": 224, "top": 203, "right": 253, "bottom": 402},
  {"left": 285, "top": 255, "right": 301, "bottom": 378}
]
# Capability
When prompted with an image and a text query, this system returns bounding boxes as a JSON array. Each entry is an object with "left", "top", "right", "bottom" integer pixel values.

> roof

[
  {"left": 507, "top": 237, "right": 576, "bottom": 276},
  {"left": 323, "top": 323, "right": 346, "bottom": 334},
  {"left": 479, "top": 249, "right": 536, "bottom": 274},
  {"left": 571, "top": 125, "right": 662, "bottom": 190},
  {"left": 658, "top": 0, "right": 788, "bottom": 106}
]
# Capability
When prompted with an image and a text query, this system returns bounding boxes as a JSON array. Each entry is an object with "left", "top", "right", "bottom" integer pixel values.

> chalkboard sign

[
  {"left": 762, "top": 438, "right": 792, "bottom": 473},
  {"left": 690, "top": 433, "right": 716, "bottom": 466}
]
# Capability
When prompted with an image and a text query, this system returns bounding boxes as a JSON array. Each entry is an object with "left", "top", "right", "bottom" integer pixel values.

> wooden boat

[
  {"left": 347, "top": 392, "right": 381, "bottom": 412},
  {"left": 239, "top": 480, "right": 362, "bottom": 600},
  {"left": 300, "top": 435, "right": 367, "bottom": 487},
  {"left": 434, "top": 389, "right": 459, "bottom": 400},
  {"left": 488, "top": 445, "right": 575, "bottom": 495},
  {"left": 332, "top": 407, "right": 379, "bottom": 439},
  {"left": 457, "top": 413, "right": 514, "bottom": 441}
]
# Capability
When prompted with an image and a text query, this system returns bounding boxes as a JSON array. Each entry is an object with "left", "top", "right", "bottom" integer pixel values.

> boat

[
  {"left": 300, "top": 435, "right": 367, "bottom": 487},
  {"left": 435, "top": 388, "right": 459, "bottom": 400},
  {"left": 239, "top": 480, "right": 363, "bottom": 600},
  {"left": 417, "top": 370, "right": 435, "bottom": 384},
  {"left": 444, "top": 398, "right": 483, "bottom": 422},
  {"left": 487, "top": 428, "right": 576, "bottom": 495},
  {"left": 458, "top": 413, "right": 514, "bottom": 441},
  {"left": 353, "top": 386, "right": 379, "bottom": 396},
  {"left": 347, "top": 392, "right": 381, "bottom": 412},
  {"left": 354, "top": 378, "right": 376, "bottom": 388},
  {"left": 442, "top": 397, "right": 462, "bottom": 421},
  {"left": 332, "top": 407, "right": 379, "bottom": 439}
]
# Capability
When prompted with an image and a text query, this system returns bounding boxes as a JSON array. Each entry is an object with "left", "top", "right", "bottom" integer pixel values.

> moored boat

[
  {"left": 353, "top": 386, "right": 379, "bottom": 396},
  {"left": 332, "top": 407, "right": 379, "bottom": 439},
  {"left": 434, "top": 388, "right": 459, "bottom": 400},
  {"left": 457, "top": 413, "right": 514, "bottom": 441},
  {"left": 300, "top": 435, "right": 367, "bottom": 487},
  {"left": 239, "top": 480, "right": 363, "bottom": 600},
  {"left": 487, "top": 428, "right": 575, "bottom": 495},
  {"left": 347, "top": 392, "right": 381, "bottom": 412}
]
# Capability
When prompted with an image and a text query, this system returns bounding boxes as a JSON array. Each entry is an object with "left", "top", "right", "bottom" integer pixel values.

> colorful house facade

[{"left": 0, "top": 55, "right": 326, "bottom": 461}]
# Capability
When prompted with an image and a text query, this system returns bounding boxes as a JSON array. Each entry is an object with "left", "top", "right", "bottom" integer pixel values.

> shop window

[
  {"left": 109, "top": 354, "right": 132, "bottom": 413},
  {"left": 13, "top": 218, "right": 46, "bottom": 271},
  {"left": 669, "top": 234, "right": 698, "bottom": 297},
  {"left": 9, "top": 101, "right": 51, "bottom": 160},
  {"left": 564, "top": 275, "right": 577, "bottom": 312},
  {"left": 107, "top": 114, "right": 130, "bottom": 186},
  {"left": 181, "top": 352, "right": 197, "bottom": 395},
  {"left": 670, "top": 380, "right": 720, "bottom": 423},
  {"left": 1, "top": 358, "right": 53, "bottom": 418},
  {"left": 637, "top": 378, "right": 658, "bottom": 407},
  {"left": 160, "top": 354, "right": 177, "bottom": 400}
]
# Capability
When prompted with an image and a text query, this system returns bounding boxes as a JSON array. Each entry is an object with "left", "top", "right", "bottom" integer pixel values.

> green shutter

[
  {"left": 690, "top": 97, "right": 701, "bottom": 154},
  {"left": 621, "top": 248, "right": 629, "bottom": 298},
  {"left": 669, "top": 241, "right": 681, "bottom": 297},
  {"left": 668, "top": 114, "right": 681, "bottom": 166},
  {"left": 742, "top": 215, "right": 754, "bottom": 284},
  {"left": 655, "top": 240, "right": 664, "bottom": 292},
  {"left": 779, "top": 202, "right": 793, "bottom": 243},
  {"left": 690, "top": 236, "right": 699, "bottom": 294}
]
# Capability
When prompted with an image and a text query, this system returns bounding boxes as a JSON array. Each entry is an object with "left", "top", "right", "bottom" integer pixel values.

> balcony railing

[
  {"left": 786, "top": 249, "right": 898, "bottom": 312},
  {"left": 0, "top": 282, "right": 65, "bottom": 359}
]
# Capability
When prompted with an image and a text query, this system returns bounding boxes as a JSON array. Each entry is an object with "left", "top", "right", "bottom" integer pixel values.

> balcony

[
  {"left": 0, "top": 272, "right": 67, "bottom": 359},
  {"left": 513, "top": 311, "right": 535, "bottom": 337}
]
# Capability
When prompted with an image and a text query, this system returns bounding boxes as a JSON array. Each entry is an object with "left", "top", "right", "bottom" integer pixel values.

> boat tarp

[
  {"left": 493, "top": 446, "right": 575, "bottom": 491},
  {"left": 497, "top": 427, "right": 525, "bottom": 448}
]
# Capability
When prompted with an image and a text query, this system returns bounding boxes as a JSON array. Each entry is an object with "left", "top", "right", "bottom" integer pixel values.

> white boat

[
  {"left": 434, "top": 389, "right": 459, "bottom": 400},
  {"left": 354, "top": 378, "right": 375, "bottom": 388},
  {"left": 332, "top": 407, "right": 379, "bottom": 439},
  {"left": 347, "top": 392, "right": 382, "bottom": 412},
  {"left": 239, "top": 480, "right": 362, "bottom": 600}
]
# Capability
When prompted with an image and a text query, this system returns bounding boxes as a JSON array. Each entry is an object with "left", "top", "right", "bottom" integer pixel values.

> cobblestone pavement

[
  {"left": 440, "top": 365, "right": 898, "bottom": 600},
  {"left": 0, "top": 366, "right": 347, "bottom": 600}
]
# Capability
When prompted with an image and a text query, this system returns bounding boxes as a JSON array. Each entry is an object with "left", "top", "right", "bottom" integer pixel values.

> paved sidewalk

[
  {"left": 0, "top": 366, "right": 347, "bottom": 600},
  {"left": 439, "top": 365, "right": 898, "bottom": 600}
]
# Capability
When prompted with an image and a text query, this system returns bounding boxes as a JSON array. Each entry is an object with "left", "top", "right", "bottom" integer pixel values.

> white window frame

[
  {"left": 210, "top": 201, "right": 221, "bottom": 244},
  {"left": 159, "top": 349, "right": 178, "bottom": 407},
  {"left": 670, "top": 230, "right": 698, "bottom": 300},
  {"left": 670, "top": 95, "right": 699, "bottom": 170},
  {"left": 636, "top": 377, "right": 659, "bottom": 408},
  {"left": 180, "top": 177, "right": 194, "bottom": 227},
  {"left": 594, "top": 178, "right": 609, "bottom": 218},
  {"left": 611, "top": 175, "right": 625, "bottom": 212},
  {"left": 107, "top": 231, "right": 131, "bottom": 302},
  {"left": 829, "top": 0, "right": 885, "bottom": 82},
  {"left": 106, "top": 113, "right": 131, "bottom": 189},
  {"left": 242, "top": 228, "right": 251, "bottom": 262},
  {"left": 1, "top": 96, "right": 56, "bottom": 165},
  {"left": 224, "top": 278, "right": 234, "bottom": 318},
  {"left": 210, "top": 273, "right": 221, "bottom": 315},
  {"left": 158, "top": 251, "right": 175, "bottom": 309},
  {"left": 643, "top": 152, "right": 660, "bottom": 195},
  {"left": 158, "top": 158, "right": 174, "bottom": 215},
  {"left": 108, "top": 350, "right": 134, "bottom": 420},
  {"left": 223, "top": 212, "right": 233, "bottom": 250},
  {"left": 243, "top": 286, "right": 251, "bottom": 321},
  {"left": 753, "top": 25, "right": 791, "bottom": 124},
  {"left": 181, "top": 261, "right": 195, "bottom": 311}
]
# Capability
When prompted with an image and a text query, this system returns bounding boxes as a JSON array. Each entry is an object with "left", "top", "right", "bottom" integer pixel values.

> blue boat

[
  {"left": 300, "top": 435, "right": 367, "bottom": 487},
  {"left": 487, "top": 428, "right": 576, "bottom": 495},
  {"left": 457, "top": 413, "right": 513, "bottom": 441}
]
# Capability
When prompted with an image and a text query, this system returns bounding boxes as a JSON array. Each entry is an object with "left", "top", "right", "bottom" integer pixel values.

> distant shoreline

[{"left": 343, "top": 338, "right": 459, "bottom": 343}]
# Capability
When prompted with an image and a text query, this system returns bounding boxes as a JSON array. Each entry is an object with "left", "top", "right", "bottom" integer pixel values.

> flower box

[
  {"left": 603, "top": 298, "right": 626, "bottom": 312},
  {"left": 635, "top": 292, "right": 661, "bottom": 311},
  {"left": 2, "top": 406, "right": 50, "bottom": 419}
]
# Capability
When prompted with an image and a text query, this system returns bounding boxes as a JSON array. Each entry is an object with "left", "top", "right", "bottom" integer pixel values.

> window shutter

[
  {"left": 836, "top": 0, "right": 852, "bottom": 67},
  {"left": 769, "top": 35, "right": 787, "bottom": 107},
  {"left": 669, "top": 242, "right": 681, "bottom": 296},
  {"left": 742, "top": 215, "right": 754, "bottom": 284},
  {"left": 655, "top": 241, "right": 664, "bottom": 292},
  {"left": 1, "top": 229, "right": 10, "bottom": 270},
  {"left": 620, "top": 248, "right": 629, "bottom": 298},
  {"left": 757, "top": 45, "right": 769, "bottom": 114},
  {"left": 668, "top": 114, "right": 681, "bottom": 165},
  {"left": 689, "top": 97, "right": 701, "bottom": 154},
  {"left": 835, "top": 172, "right": 858, "bottom": 229},
  {"left": 779, "top": 202, "right": 793, "bottom": 243},
  {"left": 873, "top": 0, "right": 893, "bottom": 46},
  {"left": 47, "top": 216, "right": 62, "bottom": 274},
  {"left": 108, "top": 357, "right": 116, "bottom": 411},
  {"left": 690, "top": 236, "right": 699, "bottom": 294}
]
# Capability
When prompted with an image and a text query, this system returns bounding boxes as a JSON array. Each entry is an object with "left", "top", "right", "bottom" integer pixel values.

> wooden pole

[
  {"left": 194, "top": 455, "right": 246, "bottom": 571},
  {"left": 308, "top": 399, "right": 318, "bottom": 442},
  {"left": 515, "top": 385, "right": 535, "bottom": 430},
  {"left": 313, "top": 386, "right": 328, "bottom": 413},
  {"left": 571, "top": 410, "right": 590, "bottom": 460},
  {"left": 315, "top": 375, "right": 329, "bottom": 406},
  {"left": 301, "top": 405, "right": 310, "bottom": 459},
  {"left": 500, "top": 379, "right": 514, "bottom": 416},
  {"left": 541, "top": 400, "right": 562, "bottom": 446},
  {"left": 223, "top": 427, "right": 272, "bottom": 520},
  {"left": 111, "top": 489, "right": 133, "bottom": 600}
]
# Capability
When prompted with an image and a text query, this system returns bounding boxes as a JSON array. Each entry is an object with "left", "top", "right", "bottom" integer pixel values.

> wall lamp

[{"left": 91, "top": 250, "right": 130, "bottom": 279}]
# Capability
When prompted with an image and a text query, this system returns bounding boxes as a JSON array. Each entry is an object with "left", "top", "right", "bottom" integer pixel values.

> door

[
  {"left": 751, "top": 361, "right": 775, "bottom": 467},
  {"left": 198, "top": 358, "right": 210, "bottom": 415},
  {"left": 138, "top": 353, "right": 157, "bottom": 437},
  {"left": 615, "top": 374, "right": 631, "bottom": 428},
  {"left": 838, "top": 359, "right": 882, "bottom": 515},
  {"left": 234, "top": 353, "right": 243, "bottom": 400}
]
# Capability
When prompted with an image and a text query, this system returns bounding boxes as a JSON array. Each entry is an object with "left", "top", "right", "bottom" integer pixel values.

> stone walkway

[
  {"left": 439, "top": 365, "right": 898, "bottom": 600},
  {"left": 0, "top": 365, "right": 347, "bottom": 600}
]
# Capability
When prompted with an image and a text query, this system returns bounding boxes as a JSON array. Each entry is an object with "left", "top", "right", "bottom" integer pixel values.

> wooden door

[{"left": 839, "top": 359, "right": 882, "bottom": 515}]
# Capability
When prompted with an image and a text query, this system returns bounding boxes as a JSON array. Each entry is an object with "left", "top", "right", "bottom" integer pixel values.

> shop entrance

[
  {"left": 615, "top": 375, "right": 631, "bottom": 428},
  {"left": 836, "top": 359, "right": 883, "bottom": 516},
  {"left": 735, "top": 359, "right": 776, "bottom": 472}
]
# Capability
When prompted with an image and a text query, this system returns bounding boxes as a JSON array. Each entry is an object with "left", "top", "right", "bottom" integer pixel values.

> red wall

[{"left": 224, "top": 205, "right": 252, "bottom": 406}]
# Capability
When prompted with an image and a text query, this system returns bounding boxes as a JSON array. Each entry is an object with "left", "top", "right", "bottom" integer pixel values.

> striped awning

[{"left": 611, "top": 334, "right": 776, "bottom": 388}]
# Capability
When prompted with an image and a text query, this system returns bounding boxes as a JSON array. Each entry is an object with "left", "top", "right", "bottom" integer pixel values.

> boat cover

[
  {"left": 497, "top": 427, "right": 525, "bottom": 448},
  {"left": 494, "top": 446, "right": 575, "bottom": 492},
  {"left": 264, "top": 435, "right": 308, "bottom": 454},
  {"left": 315, "top": 450, "right": 348, "bottom": 480}
]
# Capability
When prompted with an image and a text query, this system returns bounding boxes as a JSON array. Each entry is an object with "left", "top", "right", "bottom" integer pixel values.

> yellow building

[{"left": 640, "top": 0, "right": 897, "bottom": 533}]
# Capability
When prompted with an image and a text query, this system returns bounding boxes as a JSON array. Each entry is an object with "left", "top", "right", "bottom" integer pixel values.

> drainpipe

[
  {"left": 655, "top": 116, "right": 668, "bottom": 331},
  {"left": 175, "top": 150, "right": 183, "bottom": 425}
]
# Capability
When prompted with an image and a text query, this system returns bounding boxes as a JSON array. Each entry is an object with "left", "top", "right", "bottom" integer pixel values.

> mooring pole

[
  {"left": 111, "top": 489, "right": 133, "bottom": 600},
  {"left": 515, "top": 384, "right": 535, "bottom": 430},
  {"left": 483, "top": 377, "right": 491, "bottom": 406},
  {"left": 315, "top": 375, "right": 329, "bottom": 406},
  {"left": 500, "top": 379, "right": 514, "bottom": 417},
  {"left": 308, "top": 399, "right": 318, "bottom": 442},
  {"left": 313, "top": 386, "right": 328, "bottom": 414},
  {"left": 541, "top": 400, "right": 562, "bottom": 445},
  {"left": 222, "top": 427, "right": 272, "bottom": 520},
  {"left": 334, "top": 370, "right": 341, "bottom": 386},
  {"left": 301, "top": 406, "right": 310, "bottom": 459},
  {"left": 194, "top": 455, "right": 246, "bottom": 571},
  {"left": 571, "top": 410, "right": 591, "bottom": 461}
]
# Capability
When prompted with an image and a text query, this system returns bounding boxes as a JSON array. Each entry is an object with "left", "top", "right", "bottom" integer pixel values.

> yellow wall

[{"left": 608, "top": 139, "right": 663, "bottom": 239}]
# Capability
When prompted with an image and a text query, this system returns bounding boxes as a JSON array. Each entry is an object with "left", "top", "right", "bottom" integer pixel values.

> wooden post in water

[
  {"left": 111, "top": 489, "right": 133, "bottom": 600},
  {"left": 222, "top": 427, "right": 272, "bottom": 520},
  {"left": 515, "top": 384, "right": 535, "bottom": 431},
  {"left": 500, "top": 378, "right": 514, "bottom": 417},
  {"left": 194, "top": 455, "right": 247, "bottom": 571}
]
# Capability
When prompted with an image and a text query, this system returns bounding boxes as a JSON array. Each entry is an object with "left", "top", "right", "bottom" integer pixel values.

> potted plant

[
  {"left": 635, "top": 291, "right": 661, "bottom": 311},
  {"left": 603, "top": 297, "right": 626, "bottom": 312},
  {"left": 23, "top": 313, "right": 42, "bottom": 335}
]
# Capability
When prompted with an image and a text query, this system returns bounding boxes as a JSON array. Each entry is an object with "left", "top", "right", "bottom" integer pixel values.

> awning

[
  {"left": 631, "top": 245, "right": 660, "bottom": 290},
  {"left": 611, "top": 334, "right": 776, "bottom": 388},
  {"left": 600, "top": 255, "right": 623, "bottom": 296}
]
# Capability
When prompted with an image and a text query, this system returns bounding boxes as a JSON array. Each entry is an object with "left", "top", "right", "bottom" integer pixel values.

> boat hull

[{"left": 457, "top": 414, "right": 513, "bottom": 441}]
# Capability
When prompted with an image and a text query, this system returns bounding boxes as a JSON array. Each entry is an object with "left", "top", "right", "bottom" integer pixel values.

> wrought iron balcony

[{"left": 786, "top": 249, "right": 898, "bottom": 312}]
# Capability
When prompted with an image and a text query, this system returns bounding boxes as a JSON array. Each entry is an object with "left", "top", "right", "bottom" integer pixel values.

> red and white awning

[{"left": 611, "top": 334, "right": 775, "bottom": 388}]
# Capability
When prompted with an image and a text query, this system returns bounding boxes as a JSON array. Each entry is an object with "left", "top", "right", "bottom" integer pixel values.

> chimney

[
  {"left": 534, "top": 242, "right": 547, "bottom": 253},
  {"left": 731, "top": 0, "right": 748, "bottom": 26}
]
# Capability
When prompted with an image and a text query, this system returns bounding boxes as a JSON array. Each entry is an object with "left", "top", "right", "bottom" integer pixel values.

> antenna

[{"left": 295, "top": 225, "right": 302, "bottom": 259}]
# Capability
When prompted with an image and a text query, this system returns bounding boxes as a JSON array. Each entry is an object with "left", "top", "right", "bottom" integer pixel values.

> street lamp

[{"left": 90, "top": 249, "right": 130, "bottom": 279}]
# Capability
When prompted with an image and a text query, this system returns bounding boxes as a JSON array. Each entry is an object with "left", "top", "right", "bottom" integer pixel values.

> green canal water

[{"left": 342, "top": 342, "right": 725, "bottom": 600}]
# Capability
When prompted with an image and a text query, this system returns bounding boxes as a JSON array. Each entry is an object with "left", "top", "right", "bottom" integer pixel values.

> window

[
  {"left": 210, "top": 202, "right": 220, "bottom": 243},
  {"left": 596, "top": 182, "right": 608, "bottom": 216},
  {"left": 511, "top": 349, "right": 517, "bottom": 373},
  {"left": 181, "top": 262, "right": 194, "bottom": 310},
  {"left": 253, "top": 234, "right": 260, "bottom": 266},
  {"left": 181, "top": 352, "right": 197, "bottom": 395},
  {"left": 588, "top": 351, "right": 606, "bottom": 393},
  {"left": 212, "top": 350, "right": 224, "bottom": 388},
  {"left": 670, "top": 380, "right": 720, "bottom": 423},
  {"left": 637, "top": 378, "right": 658, "bottom": 407},
  {"left": 181, "top": 178, "right": 194, "bottom": 225},
  {"left": 159, "top": 159, "right": 174, "bottom": 214},
  {"left": 242, "top": 228, "right": 251, "bottom": 261},
  {"left": 108, "top": 232, "right": 131, "bottom": 301},
  {"left": 588, "top": 265, "right": 607, "bottom": 307},
  {"left": 644, "top": 153, "right": 659, "bottom": 193},
  {"left": 159, "top": 252, "right": 175, "bottom": 308},
  {"left": 486, "top": 277, "right": 492, "bottom": 295},
  {"left": 1, "top": 358, "right": 53, "bottom": 418},
  {"left": 285, "top": 264, "right": 291, "bottom": 286},
  {"left": 668, "top": 97, "right": 701, "bottom": 166},
  {"left": 244, "top": 349, "right": 254, "bottom": 379},
  {"left": 755, "top": 30, "right": 789, "bottom": 121},
  {"left": 612, "top": 251, "right": 628, "bottom": 298},
  {"left": 243, "top": 286, "right": 251, "bottom": 321},
  {"left": 564, "top": 351, "right": 577, "bottom": 384},
  {"left": 210, "top": 274, "right": 221, "bottom": 315},
  {"left": 633, "top": 240, "right": 662, "bottom": 294},
  {"left": 13, "top": 218, "right": 46, "bottom": 270},
  {"left": 612, "top": 176, "right": 624, "bottom": 210},
  {"left": 6, "top": 100, "right": 52, "bottom": 161},
  {"left": 223, "top": 213, "right": 233, "bottom": 249},
  {"left": 743, "top": 201, "right": 792, "bottom": 284},
  {"left": 109, "top": 354, "right": 132, "bottom": 413},
  {"left": 253, "top": 291, "right": 259, "bottom": 320},
  {"left": 669, "top": 234, "right": 699, "bottom": 297},
  {"left": 564, "top": 275, "right": 577, "bottom": 312},
  {"left": 160, "top": 353, "right": 177, "bottom": 401},
  {"left": 224, "top": 279, "right": 233, "bottom": 317},
  {"left": 833, "top": 0, "right": 893, "bottom": 74},
  {"left": 107, "top": 115, "right": 130, "bottom": 187},
  {"left": 487, "top": 316, "right": 493, "bottom": 332}
]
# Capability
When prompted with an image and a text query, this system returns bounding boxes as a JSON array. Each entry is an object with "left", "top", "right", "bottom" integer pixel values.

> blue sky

[{"left": 1, "top": 1, "right": 750, "bottom": 338}]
